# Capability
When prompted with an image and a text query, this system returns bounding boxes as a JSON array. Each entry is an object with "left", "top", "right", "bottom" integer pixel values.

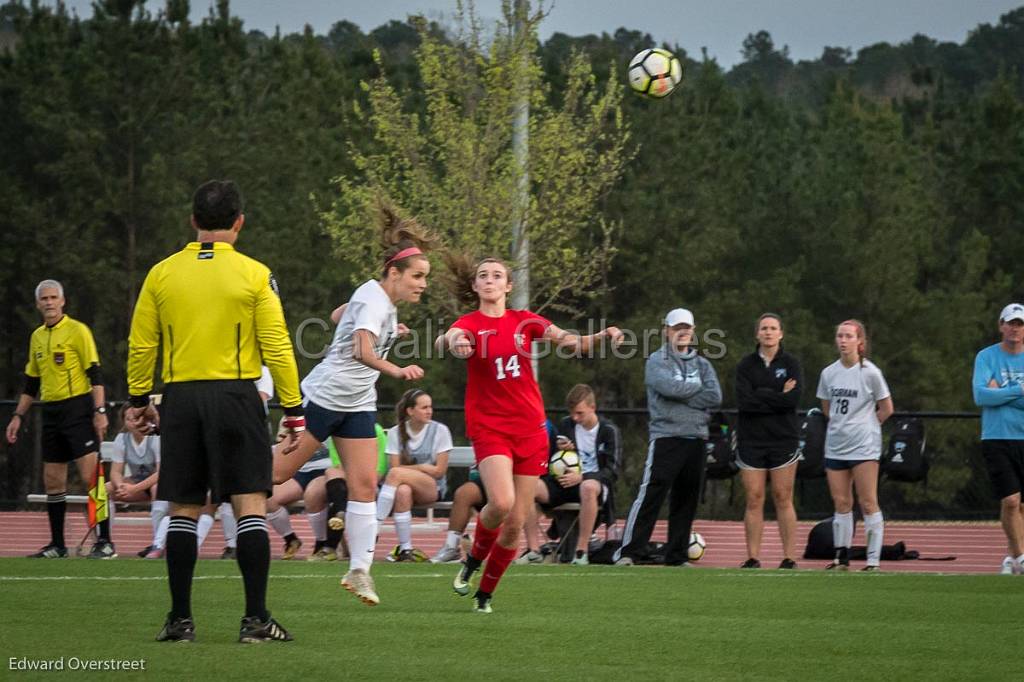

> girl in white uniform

[
  {"left": 109, "top": 405, "right": 164, "bottom": 558},
  {"left": 815, "top": 319, "right": 894, "bottom": 571},
  {"left": 378, "top": 389, "right": 452, "bottom": 561},
  {"left": 272, "top": 201, "right": 437, "bottom": 606}
]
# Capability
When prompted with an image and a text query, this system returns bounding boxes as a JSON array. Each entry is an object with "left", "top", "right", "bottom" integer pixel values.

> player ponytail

[
  {"left": 395, "top": 388, "right": 428, "bottom": 465},
  {"left": 838, "top": 319, "right": 869, "bottom": 366},
  {"left": 441, "top": 252, "right": 513, "bottom": 310},
  {"left": 377, "top": 196, "right": 439, "bottom": 278}
]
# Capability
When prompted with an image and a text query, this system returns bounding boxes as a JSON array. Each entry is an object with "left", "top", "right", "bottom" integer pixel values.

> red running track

[{"left": 0, "top": 511, "right": 1009, "bottom": 574}]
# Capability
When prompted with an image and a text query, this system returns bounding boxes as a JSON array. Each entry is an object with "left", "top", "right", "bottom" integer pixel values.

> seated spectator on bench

[
  {"left": 431, "top": 465, "right": 487, "bottom": 563},
  {"left": 377, "top": 389, "right": 452, "bottom": 562},
  {"left": 523, "top": 384, "right": 622, "bottom": 566},
  {"left": 109, "top": 404, "right": 166, "bottom": 558},
  {"left": 266, "top": 418, "right": 332, "bottom": 560}
]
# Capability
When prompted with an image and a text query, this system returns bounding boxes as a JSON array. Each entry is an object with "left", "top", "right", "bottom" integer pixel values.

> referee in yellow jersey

[
  {"left": 6, "top": 279, "right": 112, "bottom": 559},
  {"left": 127, "top": 180, "right": 305, "bottom": 643}
]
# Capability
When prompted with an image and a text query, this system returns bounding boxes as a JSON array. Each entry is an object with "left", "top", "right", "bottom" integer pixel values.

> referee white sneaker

[
  {"left": 1000, "top": 556, "right": 1022, "bottom": 575},
  {"left": 341, "top": 569, "right": 380, "bottom": 606}
]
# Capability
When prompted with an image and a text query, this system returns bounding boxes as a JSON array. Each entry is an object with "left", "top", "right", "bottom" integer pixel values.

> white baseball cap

[
  {"left": 664, "top": 308, "right": 695, "bottom": 327},
  {"left": 1000, "top": 303, "right": 1024, "bottom": 324}
]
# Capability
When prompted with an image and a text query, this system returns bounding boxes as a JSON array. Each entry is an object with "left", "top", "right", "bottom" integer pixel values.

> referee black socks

[
  {"left": 236, "top": 515, "right": 270, "bottom": 621},
  {"left": 166, "top": 517, "right": 199, "bottom": 619},
  {"left": 46, "top": 492, "right": 67, "bottom": 548}
]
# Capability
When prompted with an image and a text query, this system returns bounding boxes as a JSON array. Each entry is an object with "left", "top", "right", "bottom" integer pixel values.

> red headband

[{"left": 384, "top": 247, "right": 424, "bottom": 268}]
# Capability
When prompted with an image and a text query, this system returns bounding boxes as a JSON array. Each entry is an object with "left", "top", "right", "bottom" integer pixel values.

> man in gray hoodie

[{"left": 614, "top": 308, "right": 722, "bottom": 566}]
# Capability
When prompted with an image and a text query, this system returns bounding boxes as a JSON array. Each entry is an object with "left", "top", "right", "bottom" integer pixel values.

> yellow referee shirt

[
  {"left": 24, "top": 315, "right": 100, "bottom": 402},
  {"left": 127, "top": 241, "right": 301, "bottom": 408}
]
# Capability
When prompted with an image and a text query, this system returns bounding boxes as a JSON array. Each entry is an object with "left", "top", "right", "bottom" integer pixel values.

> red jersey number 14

[{"left": 494, "top": 355, "right": 521, "bottom": 380}]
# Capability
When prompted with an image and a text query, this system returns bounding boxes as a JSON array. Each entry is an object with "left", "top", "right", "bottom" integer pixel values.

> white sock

[
  {"left": 150, "top": 501, "right": 169, "bottom": 546},
  {"left": 394, "top": 511, "right": 413, "bottom": 551},
  {"left": 864, "top": 511, "right": 884, "bottom": 566},
  {"left": 154, "top": 515, "right": 170, "bottom": 549},
  {"left": 196, "top": 513, "right": 214, "bottom": 548},
  {"left": 376, "top": 484, "right": 397, "bottom": 521},
  {"left": 266, "top": 507, "right": 294, "bottom": 539},
  {"left": 444, "top": 530, "right": 461, "bottom": 549},
  {"left": 307, "top": 509, "right": 328, "bottom": 542},
  {"left": 347, "top": 500, "right": 378, "bottom": 572},
  {"left": 219, "top": 502, "right": 237, "bottom": 549},
  {"left": 833, "top": 512, "right": 854, "bottom": 552}
]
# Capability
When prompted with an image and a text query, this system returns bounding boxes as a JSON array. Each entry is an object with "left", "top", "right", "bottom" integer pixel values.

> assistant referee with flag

[{"left": 127, "top": 180, "right": 305, "bottom": 643}]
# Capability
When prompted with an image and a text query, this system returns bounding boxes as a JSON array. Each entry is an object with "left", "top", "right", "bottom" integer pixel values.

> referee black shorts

[
  {"left": 41, "top": 393, "right": 99, "bottom": 463},
  {"left": 158, "top": 380, "right": 272, "bottom": 505}
]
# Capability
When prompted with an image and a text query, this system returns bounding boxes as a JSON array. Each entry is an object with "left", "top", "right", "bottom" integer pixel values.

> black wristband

[
  {"left": 12, "top": 413, "right": 24, "bottom": 420},
  {"left": 282, "top": 405, "right": 305, "bottom": 417},
  {"left": 128, "top": 394, "right": 150, "bottom": 408}
]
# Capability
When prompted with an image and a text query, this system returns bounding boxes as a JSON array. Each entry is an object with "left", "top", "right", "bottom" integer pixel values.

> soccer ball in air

[
  {"left": 549, "top": 450, "right": 581, "bottom": 477},
  {"left": 628, "top": 48, "right": 683, "bottom": 98},
  {"left": 688, "top": 531, "right": 706, "bottom": 561}
]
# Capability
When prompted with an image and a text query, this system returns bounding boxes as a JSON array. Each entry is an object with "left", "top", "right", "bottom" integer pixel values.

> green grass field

[{"left": 1, "top": 558, "right": 1020, "bottom": 681}]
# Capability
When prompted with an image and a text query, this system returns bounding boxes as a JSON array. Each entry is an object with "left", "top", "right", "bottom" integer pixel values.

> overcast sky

[{"left": 57, "top": 0, "right": 1022, "bottom": 67}]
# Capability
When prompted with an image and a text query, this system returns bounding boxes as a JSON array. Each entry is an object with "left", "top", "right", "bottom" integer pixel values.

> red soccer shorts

[{"left": 471, "top": 427, "right": 549, "bottom": 476}]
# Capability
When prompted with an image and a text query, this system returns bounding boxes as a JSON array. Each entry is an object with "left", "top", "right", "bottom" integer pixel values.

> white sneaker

[
  {"left": 570, "top": 552, "right": 589, "bottom": 566},
  {"left": 614, "top": 556, "right": 633, "bottom": 566},
  {"left": 341, "top": 569, "right": 380, "bottom": 606},
  {"left": 431, "top": 545, "right": 462, "bottom": 564},
  {"left": 1001, "top": 556, "right": 1022, "bottom": 575},
  {"left": 513, "top": 549, "right": 543, "bottom": 565}
]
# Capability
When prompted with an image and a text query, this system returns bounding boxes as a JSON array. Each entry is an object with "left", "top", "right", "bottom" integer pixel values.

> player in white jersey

[
  {"left": 378, "top": 389, "right": 453, "bottom": 562},
  {"left": 271, "top": 201, "right": 438, "bottom": 606},
  {"left": 815, "top": 319, "right": 894, "bottom": 571}
]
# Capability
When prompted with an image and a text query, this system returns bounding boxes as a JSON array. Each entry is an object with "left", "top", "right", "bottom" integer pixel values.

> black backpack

[
  {"left": 881, "top": 418, "right": 927, "bottom": 482},
  {"left": 703, "top": 412, "right": 738, "bottom": 480},
  {"left": 796, "top": 408, "right": 827, "bottom": 479}
]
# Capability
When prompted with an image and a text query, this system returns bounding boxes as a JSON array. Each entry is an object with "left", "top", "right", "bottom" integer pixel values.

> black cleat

[
  {"left": 472, "top": 590, "right": 493, "bottom": 614},
  {"left": 28, "top": 543, "right": 68, "bottom": 558},
  {"left": 740, "top": 558, "right": 761, "bottom": 569},
  {"left": 239, "top": 614, "right": 293, "bottom": 643},
  {"left": 156, "top": 614, "right": 195, "bottom": 642},
  {"left": 778, "top": 558, "right": 798, "bottom": 569}
]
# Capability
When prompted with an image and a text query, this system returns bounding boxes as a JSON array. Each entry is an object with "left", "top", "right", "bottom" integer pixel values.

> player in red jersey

[{"left": 438, "top": 255, "right": 623, "bottom": 613}]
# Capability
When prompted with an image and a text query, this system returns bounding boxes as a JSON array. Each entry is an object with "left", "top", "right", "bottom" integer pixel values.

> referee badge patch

[
  {"left": 269, "top": 272, "right": 280, "bottom": 297},
  {"left": 53, "top": 352, "right": 65, "bottom": 365}
]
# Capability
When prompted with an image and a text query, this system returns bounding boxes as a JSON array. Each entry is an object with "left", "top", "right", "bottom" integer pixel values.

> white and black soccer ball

[
  {"left": 549, "top": 450, "right": 581, "bottom": 477},
  {"left": 688, "top": 531, "right": 706, "bottom": 561},
  {"left": 628, "top": 48, "right": 683, "bottom": 98}
]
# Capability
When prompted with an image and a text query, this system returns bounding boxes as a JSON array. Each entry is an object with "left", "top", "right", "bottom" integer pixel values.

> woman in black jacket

[{"left": 735, "top": 313, "right": 802, "bottom": 569}]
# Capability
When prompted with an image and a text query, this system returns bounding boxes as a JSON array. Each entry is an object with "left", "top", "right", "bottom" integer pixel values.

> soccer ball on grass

[{"left": 688, "top": 531, "right": 706, "bottom": 561}]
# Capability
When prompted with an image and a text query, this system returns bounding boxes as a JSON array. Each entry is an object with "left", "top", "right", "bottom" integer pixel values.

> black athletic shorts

[
  {"left": 293, "top": 467, "right": 327, "bottom": 492},
  {"left": 982, "top": 440, "right": 1024, "bottom": 500},
  {"left": 158, "top": 380, "right": 272, "bottom": 505},
  {"left": 41, "top": 393, "right": 98, "bottom": 463},
  {"left": 465, "top": 478, "right": 488, "bottom": 511},
  {"left": 736, "top": 445, "right": 800, "bottom": 471}
]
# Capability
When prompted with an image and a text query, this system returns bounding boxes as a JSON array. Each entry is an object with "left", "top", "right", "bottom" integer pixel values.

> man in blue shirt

[{"left": 973, "top": 302, "right": 1024, "bottom": 574}]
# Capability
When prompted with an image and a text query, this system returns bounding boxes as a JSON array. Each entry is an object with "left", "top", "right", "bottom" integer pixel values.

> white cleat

[{"left": 341, "top": 569, "right": 380, "bottom": 606}]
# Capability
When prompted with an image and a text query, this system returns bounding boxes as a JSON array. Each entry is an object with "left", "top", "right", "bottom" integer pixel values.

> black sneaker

[
  {"left": 740, "top": 558, "right": 761, "bottom": 569},
  {"left": 220, "top": 546, "right": 237, "bottom": 560},
  {"left": 156, "top": 614, "right": 195, "bottom": 642},
  {"left": 137, "top": 545, "right": 155, "bottom": 558},
  {"left": 239, "top": 614, "right": 293, "bottom": 643},
  {"left": 28, "top": 543, "right": 68, "bottom": 558},
  {"left": 861, "top": 565, "right": 881, "bottom": 572},
  {"left": 87, "top": 540, "right": 117, "bottom": 559},
  {"left": 778, "top": 558, "right": 798, "bottom": 569}
]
